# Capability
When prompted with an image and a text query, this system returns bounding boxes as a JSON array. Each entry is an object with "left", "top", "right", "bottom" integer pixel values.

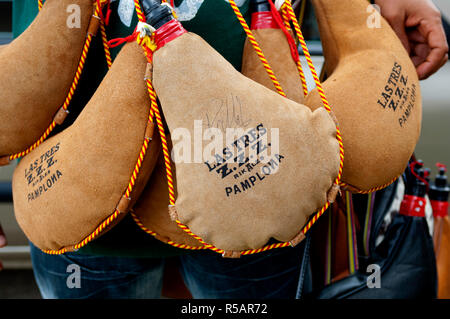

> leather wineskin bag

[
  {"left": 0, "top": 0, "right": 98, "bottom": 158},
  {"left": 149, "top": 18, "right": 340, "bottom": 252},
  {"left": 305, "top": 0, "right": 422, "bottom": 192},
  {"left": 12, "top": 42, "right": 160, "bottom": 252}
]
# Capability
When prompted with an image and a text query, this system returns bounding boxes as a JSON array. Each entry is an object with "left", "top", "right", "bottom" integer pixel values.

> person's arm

[{"left": 375, "top": 0, "right": 449, "bottom": 80}]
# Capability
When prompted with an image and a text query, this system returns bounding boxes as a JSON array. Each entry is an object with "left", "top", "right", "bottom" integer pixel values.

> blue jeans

[{"left": 30, "top": 242, "right": 305, "bottom": 299}]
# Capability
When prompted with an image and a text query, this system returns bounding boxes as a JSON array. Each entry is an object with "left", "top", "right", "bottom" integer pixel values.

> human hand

[{"left": 376, "top": 0, "right": 449, "bottom": 80}]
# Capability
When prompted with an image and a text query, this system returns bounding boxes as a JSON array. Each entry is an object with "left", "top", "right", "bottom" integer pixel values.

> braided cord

[
  {"left": 267, "top": 0, "right": 309, "bottom": 97},
  {"left": 340, "top": 176, "right": 400, "bottom": 194},
  {"left": 131, "top": 212, "right": 208, "bottom": 251},
  {"left": 282, "top": 0, "right": 344, "bottom": 181},
  {"left": 100, "top": 22, "right": 113, "bottom": 69},
  {"left": 229, "top": 0, "right": 287, "bottom": 97}
]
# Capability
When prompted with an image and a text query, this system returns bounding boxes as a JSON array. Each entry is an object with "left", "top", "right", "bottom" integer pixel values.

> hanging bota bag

[
  {"left": 0, "top": 0, "right": 105, "bottom": 163},
  {"left": 12, "top": 40, "right": 161, "bottom": 253},
  {"left": 304, "top": 0, "right": 422, "bottom": 193},
  {"left": 139, "top": 0, "right": 341, "bottom": 255},
  {"left": 132, "top": 0, "right": 307, "bottom": 251},
  {"left": 241, "top": 0, "right": 305, "bottom": 104}
]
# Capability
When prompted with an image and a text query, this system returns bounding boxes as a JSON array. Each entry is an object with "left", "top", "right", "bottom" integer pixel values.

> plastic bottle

[
  {"left": 429, "top": 165, "right": 450, "bottom": 218},
  {"left": 399, "top": 161, "right": 428, "bottom": 217}
]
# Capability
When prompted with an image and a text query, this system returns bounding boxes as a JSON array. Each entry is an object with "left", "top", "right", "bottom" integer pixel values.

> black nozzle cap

[
  {"left": 415, "top": 168, "right": 428, "bottom": 197},
  {"left": 406, "top": 164, "right": 428, "bottom": 197},
  {"left": 141, "top": 0, "right": 174, "bottom": 29},
  {"left": 435, "top": 168, "right": 449, "bottom": 188},
  {"left": 250, "top": 0, "right": 271, "bottom": 13},
  {"left": 429, "top": 168, "right": 450, "bottom": 202},
  {"left": 424, "top": 167, "right": 431, "bottom": 183},
  {"left": 405, "top": 160, "right": 423, "bottom": 191}
]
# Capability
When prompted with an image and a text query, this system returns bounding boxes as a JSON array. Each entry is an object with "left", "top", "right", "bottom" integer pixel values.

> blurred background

[{"left": 0, "top": 0, "right": 449, "bottom": 299}]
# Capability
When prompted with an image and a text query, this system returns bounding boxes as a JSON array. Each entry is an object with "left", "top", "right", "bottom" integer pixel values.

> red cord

[
  {"left": 108, "top": 28, "right": 138, "bottom": 48},
  {"left": 96, "top": 0, "right": 112, "bottom": 25},
  {"left": 267, "top": 0, "right": 299, "bottom": 63}
]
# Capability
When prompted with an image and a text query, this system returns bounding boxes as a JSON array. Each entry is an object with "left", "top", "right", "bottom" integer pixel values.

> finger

[
  {"left": 409, "top": 41, "right": 427, "bottom": 66},
  {"left": 382, "top": 8, "right": 411, "bottom": 53},
  {"left": 414, "top": 43, "right": 431, "bottom": 58},
  {"left": 416, "top": 46, "right": 449, "bottom": 79},
  {"left": 416, "top": 20, "right": 449, "bottom": 79},
  {"left": 407, "top": 28, "right": 426, "bottom": 44},
  {"left": 411, "top": 55, "right": 425, "bottom": 67},
  {"left": 390, "top": 20, "right": 411, "bottom": 53},
  {"left": 437, "top": 54, "right": 449, "bottom": 71}
]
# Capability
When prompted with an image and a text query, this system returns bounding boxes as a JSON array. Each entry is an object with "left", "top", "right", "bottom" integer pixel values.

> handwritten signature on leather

[{"left": 205, "top": 95, "right": 252, "bottom": 131}]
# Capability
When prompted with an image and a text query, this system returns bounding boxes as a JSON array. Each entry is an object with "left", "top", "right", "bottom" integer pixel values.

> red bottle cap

[
  {"left": 154, "top": 19, "right": 187, "bottom": 50},
  {"left": 251, "top": 11, "right": 280, "bottom": 30}
]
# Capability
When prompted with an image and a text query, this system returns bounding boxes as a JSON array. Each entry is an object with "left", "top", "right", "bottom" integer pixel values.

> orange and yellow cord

[
  {"left": 134, "top": 0, "right": 177, "bottom": 209},
  {"left": 339, "top": 176, "right": 400, "bottom": 194},
  {"left": 281, "top": 0, "right": 345, "bottom": 180},
  {"left": 100, "top": 22, "right": 113, "bottom": 69},
  {"left": 130, "top": 211, "right": 208, "bottom": 251},
  {"left": 229, "top": 0, "right": 287, "bottom": 97},
  {"left": 43, "top": 210, "right": 122, "bottom": 255},
  {"left": 268, "top": 0, "right": 309, "bottom": 97},
  {"left": 97, "top": 0, "right": 113, "bottom": 69},
  {"left": 274, "top": 1, "right": 309, "bottom": 97},
  {"left": 280, "top": 0, "right": 345, "bottom": 233}
]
